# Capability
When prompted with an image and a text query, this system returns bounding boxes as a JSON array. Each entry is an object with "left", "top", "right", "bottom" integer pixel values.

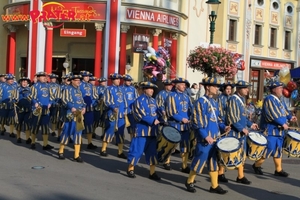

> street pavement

[{"left": 0, "top": 128, "right": 300, "bottom": 200}]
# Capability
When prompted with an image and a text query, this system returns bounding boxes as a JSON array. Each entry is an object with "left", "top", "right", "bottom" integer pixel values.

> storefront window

[{"left": 250, "top": 70, "right": 260, "bottom": 102}]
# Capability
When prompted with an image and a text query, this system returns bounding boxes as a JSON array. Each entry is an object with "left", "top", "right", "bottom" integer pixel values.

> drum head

[
  {"left": 162, "top": 126, "right": 181, "bottom": 143},
  {"left": 248, "top": 132, "right": 267, "bottom": 145},
  {"left": 217, "top": 137, "right": 240, "bottom": 152},
  {"left": 287, "top": 131, "right": 300, "bottom": 142}
]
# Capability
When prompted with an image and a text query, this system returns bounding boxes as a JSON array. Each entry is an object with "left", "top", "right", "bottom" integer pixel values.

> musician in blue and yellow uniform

[
  {"left": 30, "top": 72, "right": 55, "bottom": 150},
  {"left": 121, "top": 74, "right": 138, "bottom": 140},
  {"left": 89, "top": 76, "right": 98, "bottom": 138},
  {"left": 155, "top": 79, "right": 173, "bottom": 170},
  {"left": 79, "top": 71, "right": 98, "bottom": 149},
  {"left": 101, "top": 73, "right": 127, "bottom": 159},
  {"left": 58, "top": 74, "right": 86, "bottom": 162},
  {"left": 224, "top": 80, "right": 259, "bottom": 184},
  {"left": 165, "top": 77, "right": 193, "bottom": 173},
  {"left": 127, "top": 81, "right": 161, "bottom": 180},
  {"left": 252, "top": 81, "right": 296, "bottom": 177},
  {"left": 96, "top": 77, "right": 108, "bottom": 140},
  {"left": 48, "top": 73, "right": 60, "bottom": 137},
  {"left": 16, "top": 77, "right": 32, "bottom": 144},
  {"left": 0, "top": 74, "right": 18, "bottom": 138},
  {"left": 216, "top": 81, "right": 235, "bottom": 182},
  {"left": 185, "top": 77, "right": 229, "bottom": 194}
]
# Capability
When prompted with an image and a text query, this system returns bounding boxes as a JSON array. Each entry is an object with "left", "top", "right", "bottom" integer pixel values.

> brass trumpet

[{"left": 33, "top": 106, "right": 42, "bottom": 116}]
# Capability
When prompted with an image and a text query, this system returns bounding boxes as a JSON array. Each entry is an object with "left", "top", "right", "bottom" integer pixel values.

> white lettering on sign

[{"left": 126, "top": 8, "right": 179, "bottom": 27}]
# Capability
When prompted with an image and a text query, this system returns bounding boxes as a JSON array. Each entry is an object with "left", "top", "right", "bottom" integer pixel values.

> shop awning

[{"left": 290, "top": 67, "right": 300, "bottom": 78}]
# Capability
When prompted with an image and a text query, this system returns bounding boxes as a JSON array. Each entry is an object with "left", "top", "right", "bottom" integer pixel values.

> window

[
  {"left": 257, "top": 0, "right": 264, "bottom": 6},
  {"left": 287, "top": 6, "right": 293, "bottom": 14},
  {"left": 270, "top": 28, "right": 277, "bottom": 48},
  {"left": 228, "top": 19, "right": 237, "bottom": 41},
  {"left": 272, "top": 2, "right": 279, "bottom": 10},
  {"left": 254, "top": 25, "right": 262, "bottom": 45},
  {"left": 284, "top": 31, "right": 291, "bottom": 50}
]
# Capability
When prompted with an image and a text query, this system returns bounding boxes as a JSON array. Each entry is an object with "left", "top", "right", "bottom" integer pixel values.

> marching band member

[
  {"left": 185, "top": 77, "right": 229, "bottom": 194},
  {"left": 16, "top": 77, "right": 32, "bottom": 143},
  {"left": 127, "top": 82, "right": 161, "bottom": 180},
  {"left": 88, "top": 76, "right": 98, "bottom": 138},
  {"left": 252, "top": 81, "right": 297, "bottom": 177},
  {"left": 216, "top": 81, "right": 234, "bottom": 182},
  {"left": 79, "top": 71, "right": 98, "bottom": 149},
  {"left": 96, "top": 77, "right": 108, "bottom": 140},
  {"left": 0, "top": 74, "right": 18, "bottom": 138},
  {"left": 30, "top": 72, "right": 55, "bottom": 150},
  {"left": 121, "top": 74, "right": 138, "bottom": 140},
  {"left": 155, "top": 79, "right": 174, "bottom": 170},
  {"left": 58, "top": 75, "right": 86, "bottom": 162},
  {"left": 225, "top": 80, "right": 259, "bottom": 184},
  {"left": 48, "top": 73, "right": 61, "bottom": 137},
  {"left": 100, "top": 73, "right": 127, "bottom": 159},
  {"left": 165, "top": 78, "right": 193, "bottom": 173}
]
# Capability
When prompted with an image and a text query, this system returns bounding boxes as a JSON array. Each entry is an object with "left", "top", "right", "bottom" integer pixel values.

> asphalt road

[{"left": 0, "top": 128, "right": 300, "bottom": 200}]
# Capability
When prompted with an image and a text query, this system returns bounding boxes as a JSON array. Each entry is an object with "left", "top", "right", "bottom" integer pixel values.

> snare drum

[
  {"left": 216, "top": 137, "right": 244, "bottom": 169},
  {"left": 283, "top": 130, "right": 300, "bottom": 157},
  {"left": 247, "top": 132, "right": 267, "bottom": 160},
  {"left": 157, "top": 126, "right": 181, "bottom": 163}
]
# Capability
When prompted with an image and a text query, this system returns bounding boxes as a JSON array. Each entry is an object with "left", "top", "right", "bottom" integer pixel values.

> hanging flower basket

[{"left": 186, "top": 46, "right": 240, "bottom": 78}]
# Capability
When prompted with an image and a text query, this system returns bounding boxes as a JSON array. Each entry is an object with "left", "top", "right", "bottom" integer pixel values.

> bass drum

[{"left": 157, "top": 126, "right": 181, "bottom": 163}]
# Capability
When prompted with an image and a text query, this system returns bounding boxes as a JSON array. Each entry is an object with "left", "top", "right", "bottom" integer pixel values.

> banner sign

[{"left": 60, "top": 29, "right": 86, "bottom": 37}]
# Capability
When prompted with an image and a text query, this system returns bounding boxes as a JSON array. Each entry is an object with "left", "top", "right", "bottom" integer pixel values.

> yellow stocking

[
  {"left": 255, "top": 158, "right": 265, "bottom": 167},
  {"left": 9, "top": 125, "right": 14, "bottom": 133},
  {"left": 57, "top": 128, "right": 62, "bottom": 137},
  {"left": 31, "top": 134, "right": 36, "bottom": 144},
  {"left": 87, "top": 133, "right": 92, "bottom": 144},
  {"left": 59, "top": 144, "right": 65, "bottom": 154},
  {"left": 128, "top": 164, "right": 134, "bottom": 171},
  {"left": 237, "top": 165, "right": 244, "bottom": 179},
  {"left": 150, "top": 165, "right": 156, "bottom": 175},
  {"left": 51, "top": 123, "right": 56, "bottom": 132},
  {"left": 16, "top": 130, "right": 21, "bottom": 139},
  {"left": 209, "top": 171, "right": 219, "bottom": 189},
  {"left": 101, "top": 141, "right": 108, "bottom": 152},
  {"left": 165, "top": 156, "right": 171, "bottom": 164},
  {"left": 42, "top": 135, "right": 48, "bottom": 146},
  {"left": 25, "top": 130, "right": 30, "bottom": 140},
  {"left": 187, "top": 170, "right": 197, "bottom": 184},
  {"left": 118, "top": 143, "right": 123, "bottom": 155},
  {"left": 74, "top": 144, "right": 80, "bottom": 158},
  {"left": 182, "top": 153, "right": 188, "bottom": 169},
  {"left": 218, "top": 165, "right": 225, "bottom": 175},
  {"left": 273, "top": 158, "right": 282, "bottom": 172}
]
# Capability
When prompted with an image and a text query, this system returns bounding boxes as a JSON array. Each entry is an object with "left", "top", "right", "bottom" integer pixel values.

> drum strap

[
  {"left": 201, "top": 96, "right": 217, "bottom": 122},
  {"left": 233, "top": 94, "right": 244, "bottom": 106}
]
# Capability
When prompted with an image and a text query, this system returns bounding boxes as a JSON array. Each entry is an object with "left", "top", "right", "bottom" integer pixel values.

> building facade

[{"left": 1, "top": 0, "right": 216, "bottom": 84}]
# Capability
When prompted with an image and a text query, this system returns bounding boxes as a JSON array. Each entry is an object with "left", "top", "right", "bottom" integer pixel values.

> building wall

[{"left": 0, "top": 1, "right": 7, "bottom": 74}]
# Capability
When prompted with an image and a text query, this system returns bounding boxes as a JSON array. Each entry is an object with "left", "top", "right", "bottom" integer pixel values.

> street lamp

[{"left": 206, "top": 0, "right": 221, "bottom": 44}]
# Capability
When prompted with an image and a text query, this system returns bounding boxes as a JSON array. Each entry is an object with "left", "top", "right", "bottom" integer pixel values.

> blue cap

[
  {"left": 200, "top": 77, "right": 221, "bottom": 86},
  {"left": 139, "top": 81, "right": 158, "bottom": 89},
  {"left": 98, "top": 77, "right": 107, "bottom": 82},
  {"left": 235, "top": 80, "right": 252, "bottom": 88},
  {"left": 89, "top": 76, "right": 97, "bottom": 81},
  {"left": 5, "top": 74, "right": 15, "bottom": 80},
  {"left": 49, "top": 73, "right": 58, "bottom": 79},
  {"left": 69, "top": 74, "right": 82, "bottom": 80},
  {"left": 123, "top": 74, "right": 133, "bottom": 81},
  {"left": 109, "top": 73, "right": 122, "bottom": 79},
  {"left": 172, "top": 77, "right": 188, "bottom": 84},
  {"left": 163, "top": 79, "right": 173, "bottom": 85},
  {"left": 35, "top": 72, "right": 47, "bottom": 77},
  {"left": 268, "top": 81, "right": 284, "bottom": 89},
  {"left": 223, "top": 81, "right": 235, "bottom": 88},
  {"left": 19, "top": 77, "right": 31, "bottom": 82},
  {"left": 80, "top": 71, "right": 91, "bottom": 77}
]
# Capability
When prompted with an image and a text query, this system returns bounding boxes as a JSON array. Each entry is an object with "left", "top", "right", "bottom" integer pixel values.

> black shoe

[
  {"left": 100, "top": 151, "right": 108, "bottom": 157},
  {"left": 117, "top": 153, "right": 127, "bottom": 159},
  {"left": 57, "top": 153, "right": 65, "bottom": 160},
  {"left": 149, "top": 172, "right": 161, "bottom": 181},
  {"left": 172, "top": 149, "right": 180, "bottom": 155},
  {"left": 252, "top": 164, "right": 263, "bottom": 175},
  {"left": 87, "top": 143, "right": 97, "bottom": 150},
  {"left": 181, "top": 167, "right": 190, "bottom": 174},
  {"left": 218, "top": 174, "right": 228, "bottom": 183},
  {"left": 92, "top": 133, "right": 96, "bottom": 139},
  {"left": 209, "top": 186, "right": 228, "bottom": 194},
  {"left": 51, "top": 132, "right": 56, "bottom": 136},
  {"left": 26, "top": 138, "right": 32, "bottom": 144},
  {"left": 74, "top": 157, "right": 83, "bottom": 163},
  {"left": 163, "top": 163, "right": 171, "bottom": 170},
  {"left": 69, "top": 138, "right": 73, "bottom": 143},
  {"left": 43, "top": 144, "right": 54, "bottom": 150},
  {"left": 185, "top": 180, "right": 196, "bottom": 193},
  {"left": 9, "top": 133, "right": 16, "bottom": 138},
  {"left": 127, "top": 170, "right": 136, "bottom": 178},
  {"left": 31, "top": 144, "right": 36, "bottom": 149},
  {"left": 236, "top": 177, "right": 251, "bottom": 185},
  {"left": 274, "top": 170, "right": 289, "bottom": 177},
  {"left": 17, "top": 138, "right": 22, "bottom": 143}
]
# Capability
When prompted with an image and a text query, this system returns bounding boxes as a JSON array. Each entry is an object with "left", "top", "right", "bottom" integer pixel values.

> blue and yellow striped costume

[
  {"left": 190, "top": 95, "right": 226, "bottom": 173},
  {"left": 0, "top": 82, "right": 18, "bottom": 127},
  {"left": 260, "top": 94, "right": 292, "bottom": 158},
  {"left": 127, "top": 94, "right": 159, "bottom": 166},
  {"left": 16, "top": 86, "right": 32, "bottom": 132}
]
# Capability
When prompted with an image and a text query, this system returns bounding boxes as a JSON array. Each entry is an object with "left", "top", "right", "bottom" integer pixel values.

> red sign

[
  {"left": 126, "top": 8, "right": 179, "bottom": 28},
  {"left": 2, "top": 4, "right": 30, "bottom": 22},
  {"left": 60, "top": 29, "right": 86, "bottom": 37},
  {"left": 261, "top": 60, "right": 291, "bottom": 69}
]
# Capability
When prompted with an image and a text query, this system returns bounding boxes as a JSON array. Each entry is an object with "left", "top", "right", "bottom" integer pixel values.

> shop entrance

[{"left": 71, "top": 58, "right": 94, "bottom": 75}]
